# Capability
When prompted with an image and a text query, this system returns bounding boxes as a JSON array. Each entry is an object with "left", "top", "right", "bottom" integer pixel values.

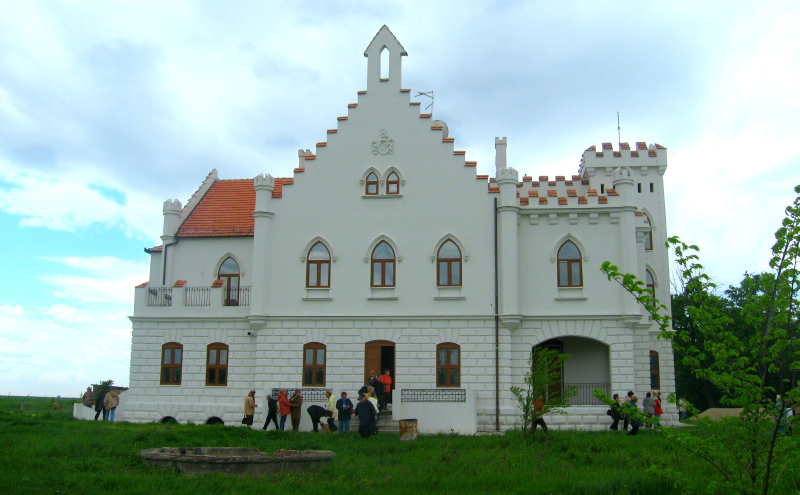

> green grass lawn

[{"left": 0, "top": 397, "right": 795, "bottom": 495}]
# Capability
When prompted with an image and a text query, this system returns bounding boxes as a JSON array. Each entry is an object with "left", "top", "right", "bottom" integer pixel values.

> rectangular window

[
  {"left": 206, "top": 344, "right": 229, "bottom": 386},
  {"left": 650, "top": 183, "right": 654, "bottom": 193},
  {"left": 303, "top": 343, "right": 326, "bottom": 386},
  {"left": 436, "top": 343, "right": 460, "bottom": 387},
  {"left": 161, "top": 343, "right": 183, "bottom": 385},
  {"left": 637, "top": 183, "right": 642, "bottom": 193}
]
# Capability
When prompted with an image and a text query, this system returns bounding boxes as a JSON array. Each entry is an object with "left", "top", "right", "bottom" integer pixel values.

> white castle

[{"left": 123, "top": 26, "right": 676, "bottom": 432}]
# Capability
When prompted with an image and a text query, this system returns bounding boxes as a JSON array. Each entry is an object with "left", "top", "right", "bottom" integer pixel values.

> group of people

[
  {"left": 81, "top": 386, "right": 120, "bottom": 422},
  {"left": 608, "top": 390, "right": 664, "bottom": 435},
  {"left": 248, "top": 369, "right": 393, "bottom": 439}
]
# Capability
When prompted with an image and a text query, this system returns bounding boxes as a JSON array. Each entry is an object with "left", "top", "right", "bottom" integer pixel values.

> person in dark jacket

[
  {"left": 289, "top": 389, "right": 303, "bottom": 431},
  {"left": 336, "top": 391, "right": 354, "bottom": 434},
  {"left": 622, "top": 390, "right": 634, "bottom": 430},
  {"left": 94, "top": 389, "right": 107, "bottom": 421},
  {"left": 352, "top": 393, "right": 377, "bottom": 439},
  {"left": 609, "top": 393, "right": 623, "bottom": 430},
  {"left": 307, "top": 404, "right": 331, "bottom": 432},
  {"left": 262, "top": 394, "right": 279, "bottom": 430}
]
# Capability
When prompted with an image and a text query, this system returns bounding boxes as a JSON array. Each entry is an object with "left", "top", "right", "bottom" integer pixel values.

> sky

[{"left": 1, "top": 1, "right": 799, "bottom": 397}]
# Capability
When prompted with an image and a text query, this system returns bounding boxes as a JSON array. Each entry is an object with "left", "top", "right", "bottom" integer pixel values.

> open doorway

[{"left": 365, "top": 340, "right": 395, "bottom": 407}]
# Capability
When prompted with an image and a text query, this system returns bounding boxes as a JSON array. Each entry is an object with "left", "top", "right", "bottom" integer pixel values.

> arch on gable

[
  {"left": 360, "top": 167, "right": 382, "bottom": 186},
  {"left": 645, "top": 263, "right": 659, "bottom": 286},
  {"left": 301, "top": 236, "right": 336, "bottom": 263},
  {"left": 213, "top": 253, "right": 244, "bottom": 278},
  {"left": 430, "top": 233, "right": 469, "bottom": 263},
  {"left": 364, "top": 235, "right": 401, "bottom": 264},
  {"left": 383, "top": 166, "right": 405, "bottom": 186},
  {"left": 549, "top": 234, "right": 589, "bottom": 264}
]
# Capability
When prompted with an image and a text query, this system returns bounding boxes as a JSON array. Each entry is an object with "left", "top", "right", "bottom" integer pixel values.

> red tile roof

[
  {"left": 558, "top": 197, "right": 567, "bottom": 205},
  {"left": 178, "top": 179, "right": 256, "bottom": 237},
  {"left": 145, "top": 245, "right": 163, "bottom": 253},
  {"left": 211, "top": 279, "right": 224, "bottom": 288},
  {"left": 578, "top": 196, "right": 587, "bottom": 204},
  {"left": 539, "top": 197, "right": 548, "bottom": 205},
  {"left": 135, "top": 282, "right": 148, "bottom": 288},
  {"left": 465, "top": 161, "right": 477, "bottom": 167},
  {"left": 520, "top": 197, "right": 529, "bottom": 206},
  {"left": 488, "top": 187, "right": 499, "bottom": 193},
  {"left": 636, "top": 142, "right": 647, "bottom": 150},
  {"left": 347, "top": 103, "right": 358, "bottom": 108},
  {"left": 173, "top": 280, "right": 186, "bottom": 287},
  {"left": 547, "top": 190, "right": 557, "bottom": 197},
  {"left": 572, "top": 175, "right": 582, "bottom": 180}
]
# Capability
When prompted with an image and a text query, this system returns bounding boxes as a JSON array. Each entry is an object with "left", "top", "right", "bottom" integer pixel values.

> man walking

[{"left": 352, "top": 393, "right": 377, "bottom": 439}]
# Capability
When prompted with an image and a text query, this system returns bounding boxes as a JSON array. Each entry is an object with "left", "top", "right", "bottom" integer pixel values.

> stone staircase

[{"left": 347, "top": 410, "right": 400, "bottom": 434}]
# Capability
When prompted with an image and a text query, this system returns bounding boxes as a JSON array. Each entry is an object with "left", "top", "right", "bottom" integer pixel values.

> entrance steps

[{"left": 346, "top": 410, "right": 400, "bottom": 434}]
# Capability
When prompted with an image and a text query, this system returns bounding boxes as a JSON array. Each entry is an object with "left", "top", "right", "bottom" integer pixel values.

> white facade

[{"left": 125, "top": 26, "right": 676, "bottom": 432}]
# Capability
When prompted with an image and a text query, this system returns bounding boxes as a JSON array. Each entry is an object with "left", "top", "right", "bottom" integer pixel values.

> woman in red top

[
  {"left": 653, "top": 391, "right": 663, "bottom": 428},
  {"left": 277, "top": 388, "right": 292, "bottom": 430},
  {"left": 380, "top": 370, "right": 392, "bottom": 411}
]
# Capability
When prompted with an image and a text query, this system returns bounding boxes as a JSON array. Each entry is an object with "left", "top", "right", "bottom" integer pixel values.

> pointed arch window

[
  {"left": 436, "top": 343, "right": 460, "bottom": 387},
  {"left": 557, "top": 241, "right": 582, "bottom": 287},
  {"left": 646, "top": 270, "right": 656, "bottom": 306},
  {"left": 371, "top": 241, "right": 395, "bottom": 287},
  {"left": 307, "top": 242, "right": 331, "bottom": 288},
  {"left": 386, "top": 171, "right": 400, "bottom": 194},
  {"left": 303, "top": 342, "right": 326, "bottom": 386},
  {"left": 644, "top": 214, "right": 653, "bottom": 251},
  {"left": 650, "top": 350, "right": 660, "bottom": 389},
  {"left": 366, "top": 172, "right": 379, "bottom": 195},
  {"left": 218, "top": 257, "right": 240, "bottom": 306},
  {"left": 206, "top": 343, "right": 228, "bottom": 386},
  {"left": 161, "top": 342, "right": 182, "bottom": 385},
  {"left": 437, "top": 240, "right": 462, "bottom": 286}
]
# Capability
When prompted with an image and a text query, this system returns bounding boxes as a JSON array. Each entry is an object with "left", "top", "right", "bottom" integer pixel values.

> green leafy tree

[
  {"left": 98, "top": 379, "right": 114, "bottom": 392},
  {"left": 596, "top": 185, "right": 800, "bottom": 494},
  {"left": 510, "top": 346, "right": 577, "bottom": 436}
]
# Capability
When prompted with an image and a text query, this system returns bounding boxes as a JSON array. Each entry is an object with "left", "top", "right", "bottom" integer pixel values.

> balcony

[{"left": 134, "top": 285, "right": 251, "bottom": 318}]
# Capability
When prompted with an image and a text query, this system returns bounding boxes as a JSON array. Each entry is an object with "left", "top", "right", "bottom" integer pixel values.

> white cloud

[
  {"left": 0, "top": 158, "right": 162, "bottom": 241},
  {"left": 0, "top": 255, "right": 149, "bottom": 396},
  {"left": 0, "top": 303, "right": 132, "bottom": 398}
]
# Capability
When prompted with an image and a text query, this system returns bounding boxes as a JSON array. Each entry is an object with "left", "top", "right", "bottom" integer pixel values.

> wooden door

[{"left": 364, "top": 340, "right": 393, "bottom": 386}]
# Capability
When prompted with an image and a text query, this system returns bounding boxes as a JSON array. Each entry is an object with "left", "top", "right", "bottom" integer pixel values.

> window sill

[
  {"left": 556, "top": 286, "right": 585, "bottom": 301},
  {"left": 436, "top": 286, "right": 462, "bottom": 299},
  {"left": 362, "top": 194, "right": 403, "bottom": 199},
  {"left": 305, "top": 288, "right": 331, "bottom": 300}
]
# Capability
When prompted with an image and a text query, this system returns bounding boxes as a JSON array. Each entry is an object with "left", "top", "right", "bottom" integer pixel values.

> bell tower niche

[{"left": 364, "top": 25, "right": 407, "bottom": 93}]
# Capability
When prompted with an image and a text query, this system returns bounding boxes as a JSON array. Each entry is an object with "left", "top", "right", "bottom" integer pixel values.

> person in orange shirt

[
  {"left": 277, "top": 388, "right": 292, "bottom": 430},
  {"left": 380, "top": 369, "right": 392, "bottom": 411}
]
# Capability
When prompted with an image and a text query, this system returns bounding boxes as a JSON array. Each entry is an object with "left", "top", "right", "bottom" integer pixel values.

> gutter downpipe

[
  {"left": 494, "top": 197, "right": 500, "bottom": 432},
  {"left": 161, "top": 239, "right": 178, "bottom": 286}
]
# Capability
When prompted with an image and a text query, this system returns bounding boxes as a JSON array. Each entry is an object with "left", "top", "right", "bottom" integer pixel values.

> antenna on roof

[
  {"left": 415, "top": 90, "right": 434, "bottom": 114},
  {"left": 617, "top": 111, "right": 621, "bottom": 151}
]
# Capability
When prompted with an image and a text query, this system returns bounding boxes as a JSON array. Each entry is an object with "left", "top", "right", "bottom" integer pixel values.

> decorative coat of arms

[{"left": 372, "top": 129, "right": 394, "bottom": 155}]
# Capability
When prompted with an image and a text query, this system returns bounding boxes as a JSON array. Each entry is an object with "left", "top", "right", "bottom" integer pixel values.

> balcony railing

[
  {"left": 225, "top": 286, "right": 251, "bottom": 307},
  {"left": 143, "top": 286, "right": 251, "bottom": 308},
  {"left": 565, "top": 382, "right": 610, "bottom": 406},
  {"left": 185, "top": 287, "right": 211, "bottom": 307},
  {"left": 147, "top": 287, "right": 173, "bottom": 307}
]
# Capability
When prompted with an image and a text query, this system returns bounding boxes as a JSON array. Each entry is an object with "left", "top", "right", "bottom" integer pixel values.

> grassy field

[{"left": 0, "top": 397, "right": 796, "bottom": 495}]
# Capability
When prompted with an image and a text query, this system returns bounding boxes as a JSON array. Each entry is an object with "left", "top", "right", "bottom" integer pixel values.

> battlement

[
  {"left": 579, "top": 142, "right": 667, "bottom": 178},
  {"left": 163, "top": 198, "right": 182, "bottom": 213},
  {"left": 253, "top": 173, "right": 274, "bottom": 189}
]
